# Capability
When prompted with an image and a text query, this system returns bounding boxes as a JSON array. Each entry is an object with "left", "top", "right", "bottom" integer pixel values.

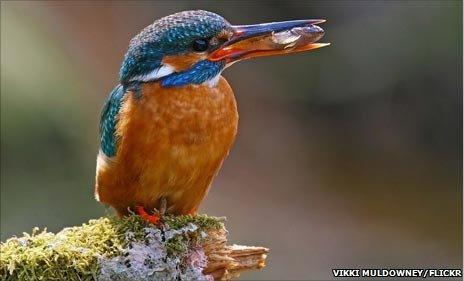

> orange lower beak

[{"left": 209, "top": 19, "right": 329, "bottom": 63}]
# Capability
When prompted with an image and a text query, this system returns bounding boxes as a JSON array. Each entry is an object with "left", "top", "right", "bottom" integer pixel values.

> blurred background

[{"left": 1, "top": 1, "right": 462, "bottom": 280}]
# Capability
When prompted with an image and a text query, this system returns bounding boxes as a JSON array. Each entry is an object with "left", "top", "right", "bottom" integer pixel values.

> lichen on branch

[{"left": 0, "top": 215, "right": 268, "bottom": 281}]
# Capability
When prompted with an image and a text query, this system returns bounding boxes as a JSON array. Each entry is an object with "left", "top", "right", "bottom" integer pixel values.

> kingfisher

[{"left": 95, "top": 10, "right": 328, "bottom": 224}]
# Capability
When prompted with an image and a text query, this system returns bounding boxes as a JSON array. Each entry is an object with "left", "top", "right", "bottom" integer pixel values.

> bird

[{"left": 95, "top": 10, "right": 328, "bottom": 224}]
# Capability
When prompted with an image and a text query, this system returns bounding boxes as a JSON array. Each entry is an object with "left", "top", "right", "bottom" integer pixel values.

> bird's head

[{"left": 120, "top": 10, "right": 328, "bottom": 88}]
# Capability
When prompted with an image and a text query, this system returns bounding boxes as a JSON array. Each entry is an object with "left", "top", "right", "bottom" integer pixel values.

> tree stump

[{"left": 0, "top": 215, "right": 268, "bottom": 280}]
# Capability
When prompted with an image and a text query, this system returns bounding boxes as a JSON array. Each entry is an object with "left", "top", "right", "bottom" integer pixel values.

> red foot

[{"left": 135, "top": 206, "right": 160, "bottom": 225}]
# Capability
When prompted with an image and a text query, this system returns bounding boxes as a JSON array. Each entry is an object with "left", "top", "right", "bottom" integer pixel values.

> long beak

[{"left": 209, "top": 19, "right": 330, "bottom": 62}]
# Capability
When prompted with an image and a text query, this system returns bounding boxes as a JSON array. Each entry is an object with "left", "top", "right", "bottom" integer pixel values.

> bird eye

[{"left": 192, "top": 39, "right": 209, "bottom": 52}]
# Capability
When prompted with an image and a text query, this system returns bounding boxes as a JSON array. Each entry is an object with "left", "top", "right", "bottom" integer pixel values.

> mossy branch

[{"left": 0, "top": 215, "right": 268, "bottom": 281}]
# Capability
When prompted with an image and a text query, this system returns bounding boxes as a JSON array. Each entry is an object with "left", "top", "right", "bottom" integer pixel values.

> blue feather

[
  {"left": 161, "top": 60, "right": 224, "bottom": 87},
  {"left": 100, "top": 84, "right": 125, "bottom": 157}
]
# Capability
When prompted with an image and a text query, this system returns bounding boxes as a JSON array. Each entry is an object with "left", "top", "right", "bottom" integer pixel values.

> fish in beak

[{"left": 209, "top": 19, "right": 329, "bottom": 62}]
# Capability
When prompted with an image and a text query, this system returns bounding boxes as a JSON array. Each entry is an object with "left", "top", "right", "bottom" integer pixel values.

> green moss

[
  {"left": 163, "top": 214, "right": 224, "bottom": 231},
  {"left": 0, "top": 215, "right": 224, "bottom": 281}
]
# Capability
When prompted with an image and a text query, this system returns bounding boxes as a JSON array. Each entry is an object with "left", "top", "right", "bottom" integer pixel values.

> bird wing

[{"left": 99, "top": 84, "right": 126, "bottom": 157}]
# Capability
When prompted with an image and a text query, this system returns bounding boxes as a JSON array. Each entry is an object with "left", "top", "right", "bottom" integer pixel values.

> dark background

[{"left": 1, "top": 1, "right": 462, "bottom": 280}]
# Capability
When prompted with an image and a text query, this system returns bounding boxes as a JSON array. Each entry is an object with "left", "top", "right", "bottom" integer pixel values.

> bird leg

[
  {"left": 134, "top": 197, "right": 167, "bottom": 225},
  {"left": 158, "top": 197, "right": 167, "bottom": 216}
]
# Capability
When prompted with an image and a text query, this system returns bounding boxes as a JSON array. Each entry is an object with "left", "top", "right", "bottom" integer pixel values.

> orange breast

[{"left": 95, "top": 76, "right": 238, "bottom": 215}]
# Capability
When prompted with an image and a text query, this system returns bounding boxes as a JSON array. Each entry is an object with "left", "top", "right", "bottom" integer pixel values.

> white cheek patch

[
  {"left": 130, "top": 64, "right": 175, "bottom": 82},
  {"left": 130, "top": 63, "right": 222, "bottom": 88}
]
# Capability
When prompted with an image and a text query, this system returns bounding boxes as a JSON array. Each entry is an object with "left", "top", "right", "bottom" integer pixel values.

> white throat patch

[{"left": 203, "top": 74, "right": 221, "bottom": 88}]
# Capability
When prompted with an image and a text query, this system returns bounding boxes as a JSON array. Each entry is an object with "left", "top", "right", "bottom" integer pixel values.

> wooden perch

[
  {"left": 0, "top": 215, "right": 268, "bottom": 281},
  {"left": 203, "top": 227, "right": 268, "bottom": 280}
]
